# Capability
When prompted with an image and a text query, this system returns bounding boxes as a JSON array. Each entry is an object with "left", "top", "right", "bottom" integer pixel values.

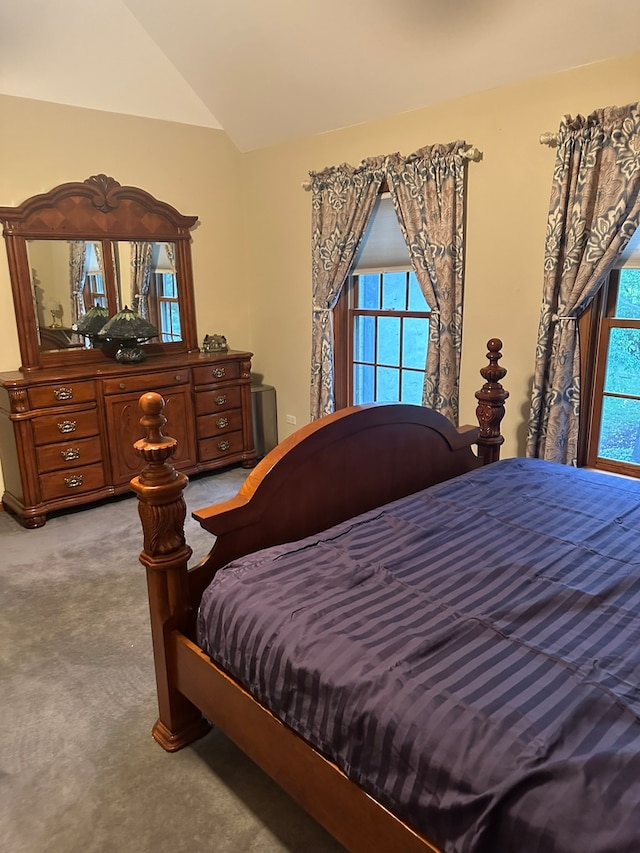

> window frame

[
  {"left": 334, "top": 270, "right": 431, "bottom": 409},
  {"left": 579, "top": 268, "right": 640, "bottom": 477},
  {"left": 82, "top": 272, "right": 107, "bottom": 312},
  {"left": 147, "top": 271, "right": 182, "bottom": 342}
]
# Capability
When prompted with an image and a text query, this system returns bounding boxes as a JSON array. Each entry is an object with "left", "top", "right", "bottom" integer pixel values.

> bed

[{"left": 131, "top": 339, "right": 640, "bottom": 853}]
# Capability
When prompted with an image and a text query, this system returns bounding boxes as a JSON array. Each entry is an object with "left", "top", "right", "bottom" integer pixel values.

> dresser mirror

[
  {"left": 27, "top": 238, "right": 183, "bottom": 352},
  {"left": 0, "top": 175, "right": 199, "bottom": 371}
]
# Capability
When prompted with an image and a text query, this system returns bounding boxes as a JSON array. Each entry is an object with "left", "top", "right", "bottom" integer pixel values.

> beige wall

[
  {"left": 242, "top": 51, "right": 640, "bottom": 457},
  {"left": 1, "top": 51, "right": 639, "bottom": 499}
]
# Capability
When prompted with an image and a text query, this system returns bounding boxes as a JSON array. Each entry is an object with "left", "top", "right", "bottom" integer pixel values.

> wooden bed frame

[{"left": 131, "top": 339, "right": 509, "bottom": 853}]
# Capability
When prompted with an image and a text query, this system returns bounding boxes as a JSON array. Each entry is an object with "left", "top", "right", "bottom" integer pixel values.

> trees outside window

[{"left": 582, "top": 267, "right": 640, "bottom": 476}]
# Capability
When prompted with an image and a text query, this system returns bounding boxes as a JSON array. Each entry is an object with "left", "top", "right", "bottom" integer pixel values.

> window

[
  {"left": 148, "top": 272, "right": 181, "bottom": 342},
  {"left": 137, "top": 243, "right": 181, "bottom": 343},
  {"left": 334, "top": 194, "right": 431, "bottom": 408},
  {"left": 335, "top": 271, "right": 430, "bottom": 406},
  {"left": 82, "top": 243, "right": 106, "bottom": 311},
  {"left": 581, "top": 264, "right": 640, "bottom": 477},
  {"left": 82, "top": 274, "right": 106, "bottom": 311}
]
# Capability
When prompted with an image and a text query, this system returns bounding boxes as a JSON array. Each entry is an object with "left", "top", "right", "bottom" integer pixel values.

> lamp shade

[
  {"left": 74, "top": 304, "right": 109, "bottom": 336},
  {"left": 97, "top": 306, "right": 159, "bottom": 343},
  {"left": 97, "top": 306, "right": 159, "bottom": 363}
]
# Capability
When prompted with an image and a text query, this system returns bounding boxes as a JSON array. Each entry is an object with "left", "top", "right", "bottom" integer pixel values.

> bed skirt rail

[{"left": 171, "top": 631, "right": 442, "bottom": 853}]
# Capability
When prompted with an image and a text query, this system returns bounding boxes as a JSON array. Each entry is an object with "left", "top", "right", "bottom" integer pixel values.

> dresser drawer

[
  {"left": 36, "top": 436, "right": 102, "bottom": 474},
  {"left": 199, "top": 430, "right": 244, "bottom": 462},
  {"left": 39, "top": 463, "right": 106, "bottom": 502},
  {"left": 195, "top": 386, "right": 242, "bottom": 416},
  {"left": 197, "top": 408, "right": 243, "bottom": 440},
  {"left": 28, "top": 380, "right": 96, "bottom": 409},
  {"left": 192, "top": 361, "right": 240, "bottom": 386},
  {"left": 31, "top": 408, "right": 100, "bottom": 446},
  {"left": 101, "top": 370, "right": 190, "bottom": 396}
]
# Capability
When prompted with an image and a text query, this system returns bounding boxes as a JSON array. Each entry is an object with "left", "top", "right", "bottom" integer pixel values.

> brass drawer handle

[
  {"left": 119, "top": 382, "right": 126, "bottom": 390},
  {"left": 216, "top": 417, "right": 229, "bottom": 429},
  {"left": 61, "top": 447, "right": 80, "bottom": 461},
  {"left": 64, "top": 474, "right": 83, "bottom": 488},
  {"left": 54, "top": 387, "right": 74, "bottom": 401},
  {"left": 217, "top": 440, "right": 230, "bottom": 452},
  {"left": 215, "top": 394, "right": 227, "bottom": 406},
  {"left": 212, "top": 367, "right": 226, "bottom": 378},
  {"left": 175, "top": 374, "right": 182, "bottom": 382},
  {"left": 57, "top": 420, "right": 77, "bottom": 434}
]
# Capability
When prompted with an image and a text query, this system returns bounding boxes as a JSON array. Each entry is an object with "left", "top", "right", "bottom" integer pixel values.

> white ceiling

[{"left": 2, "top": 0, "right": 639, "bottom": 152}]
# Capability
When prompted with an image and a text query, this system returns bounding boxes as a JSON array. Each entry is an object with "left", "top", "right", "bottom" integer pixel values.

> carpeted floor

[{"left": 0, "top": 467, "right": 344, "bottom": 853}]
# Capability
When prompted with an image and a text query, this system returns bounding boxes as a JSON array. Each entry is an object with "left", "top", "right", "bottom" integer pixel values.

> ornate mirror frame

[{"left": 0, "top": 174, "right": 199, "bottom": 372}]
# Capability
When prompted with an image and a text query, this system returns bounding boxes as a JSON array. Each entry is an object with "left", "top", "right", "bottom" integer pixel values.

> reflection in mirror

[
  {"left": 77, "top": 241, "right": 107, "bottom": 311},
  {"left": 27, "top": 239, "right": 109, "bottom": 352},
  {"left": 26, "top": 239, "right": 182, "bottom": 352},
  {"left": 1, "top": 176, "right": 199, "bottom": 369},
  {"left": 122, "top": 241, "right": 181, "bottom": 343}
]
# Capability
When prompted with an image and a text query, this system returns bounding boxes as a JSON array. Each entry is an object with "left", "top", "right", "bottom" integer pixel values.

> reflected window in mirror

[
  {"left": 151, "top": 272, "right": 181, "bottom": 341},
  {"left": 82, "top": 242, "right": 107, "bottom": 312},
  {"left": 129, "top": 242, "right": 182, "bottom": 343}
]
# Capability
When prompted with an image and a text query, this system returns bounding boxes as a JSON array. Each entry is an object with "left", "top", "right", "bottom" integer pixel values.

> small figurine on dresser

[{"left": 202, "top": 334, "right": 228, "bottom": 353}]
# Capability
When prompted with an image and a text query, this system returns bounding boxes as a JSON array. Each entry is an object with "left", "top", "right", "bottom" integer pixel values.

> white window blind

[
  {"left": 620, "top": 226, "right": 640, "bottom": 269},
  {"left": 152, "top": 242, "right": 174, "bottom": 272},
  {"left": 352, "top": 195, "right": 412, "bottom": 273}
]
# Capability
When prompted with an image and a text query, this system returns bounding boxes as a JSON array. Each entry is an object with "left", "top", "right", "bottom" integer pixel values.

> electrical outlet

[{"left": 286, "top": 414, "right": 296, "bottom": 425}]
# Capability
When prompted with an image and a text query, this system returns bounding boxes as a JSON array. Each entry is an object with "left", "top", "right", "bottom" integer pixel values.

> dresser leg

[{"left": 22, "top": 514, "right": 47, "bottom": 528}]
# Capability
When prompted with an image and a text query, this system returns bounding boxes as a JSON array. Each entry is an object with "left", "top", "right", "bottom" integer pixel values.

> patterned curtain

[
  {"left": 69, "top": 241, "right": 87, "bottom": 323},
  {"left": 310, "top": 157, "right": 385, "bottom": 419},
  {"left": 386, "top": 142, "right": 467, "bottom": 424},
  {"left": 526, "top": 103, "right": 640, "bottom": 464},
  {"left": 165, "top": 242, "right": 176, "bottom": 273},
  {"left": 130, "top": 241, "right": 154, "bottom": 317}
]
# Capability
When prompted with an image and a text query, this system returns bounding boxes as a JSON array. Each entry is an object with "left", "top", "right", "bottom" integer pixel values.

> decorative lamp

[
  {"left": 73, "top": 304, "right": 110, "bottom": 347},
  {"left": 74, "top": 303, "right": 109, "bottom": 335},
  {"left": 97, "top": 306, "right": 159, "bottom": 363}
]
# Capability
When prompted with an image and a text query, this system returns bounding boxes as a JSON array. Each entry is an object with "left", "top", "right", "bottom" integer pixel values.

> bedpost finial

[
  {"left": 131, "top": 392, "right": 190, "bottom": 558},
  {"left": 140, "top": 390, "right": 163, "bottom": 411},
  {"left": 139, "top": 391, "right": 167, "bottom": 441},
  {"left": 134, "top": 392, "right": 179, "bottom": 479},
  {"left": 480, "top": 339, "right": 506, "bottom": 386},
  {"left": 475, "top": 339, "right": 509, "bottom": 465}
]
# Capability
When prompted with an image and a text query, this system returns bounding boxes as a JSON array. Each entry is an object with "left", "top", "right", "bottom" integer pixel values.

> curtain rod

[
  {"left": 301, "top": 146, "right": 482, "bottom": 190},
  {"left": 540, "top": 132, "right": 558, "bottom": 147}
]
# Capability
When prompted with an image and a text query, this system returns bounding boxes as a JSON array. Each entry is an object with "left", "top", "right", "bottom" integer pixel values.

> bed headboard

[
  {"left": 131, "top": 339, "right": 508, "bottom": 610},
  {"left": 192, "top": 403, "right": 480, "bottom": 573}
]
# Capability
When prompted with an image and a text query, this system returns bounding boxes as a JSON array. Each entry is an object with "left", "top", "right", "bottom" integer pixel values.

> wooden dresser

[
  {"left": 0, "top": 175, "right": 258, "bottom": 528},
  {"left": 0, "top": 349, "right": 256, "bottom": 527}
]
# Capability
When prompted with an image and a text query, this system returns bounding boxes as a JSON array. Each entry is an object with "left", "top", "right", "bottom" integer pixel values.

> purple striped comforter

[{"left": 197, "top": 458, "right": 640, "bottom": 852}]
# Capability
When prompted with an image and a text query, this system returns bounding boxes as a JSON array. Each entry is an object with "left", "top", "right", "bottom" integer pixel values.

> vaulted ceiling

[{"left": 3, "top": 0, "right": 639, "bottom": 152}]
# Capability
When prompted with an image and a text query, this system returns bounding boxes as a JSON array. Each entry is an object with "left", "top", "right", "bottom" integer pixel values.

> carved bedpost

[
  {"left": 130, "top": 392, "right": 211, "bottom": 751},
  {"left": 475, "top": 338, "right": 509, "bottom": 465}
]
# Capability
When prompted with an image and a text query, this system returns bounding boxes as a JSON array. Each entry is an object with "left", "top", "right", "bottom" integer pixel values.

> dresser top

[{"left": 0, "top": 349, "right": 254, "bottom": 388}]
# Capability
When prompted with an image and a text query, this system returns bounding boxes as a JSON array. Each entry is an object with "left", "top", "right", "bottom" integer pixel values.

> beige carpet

[{"left": 0, "top": 467, "right": 344, "bottom": 853}]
